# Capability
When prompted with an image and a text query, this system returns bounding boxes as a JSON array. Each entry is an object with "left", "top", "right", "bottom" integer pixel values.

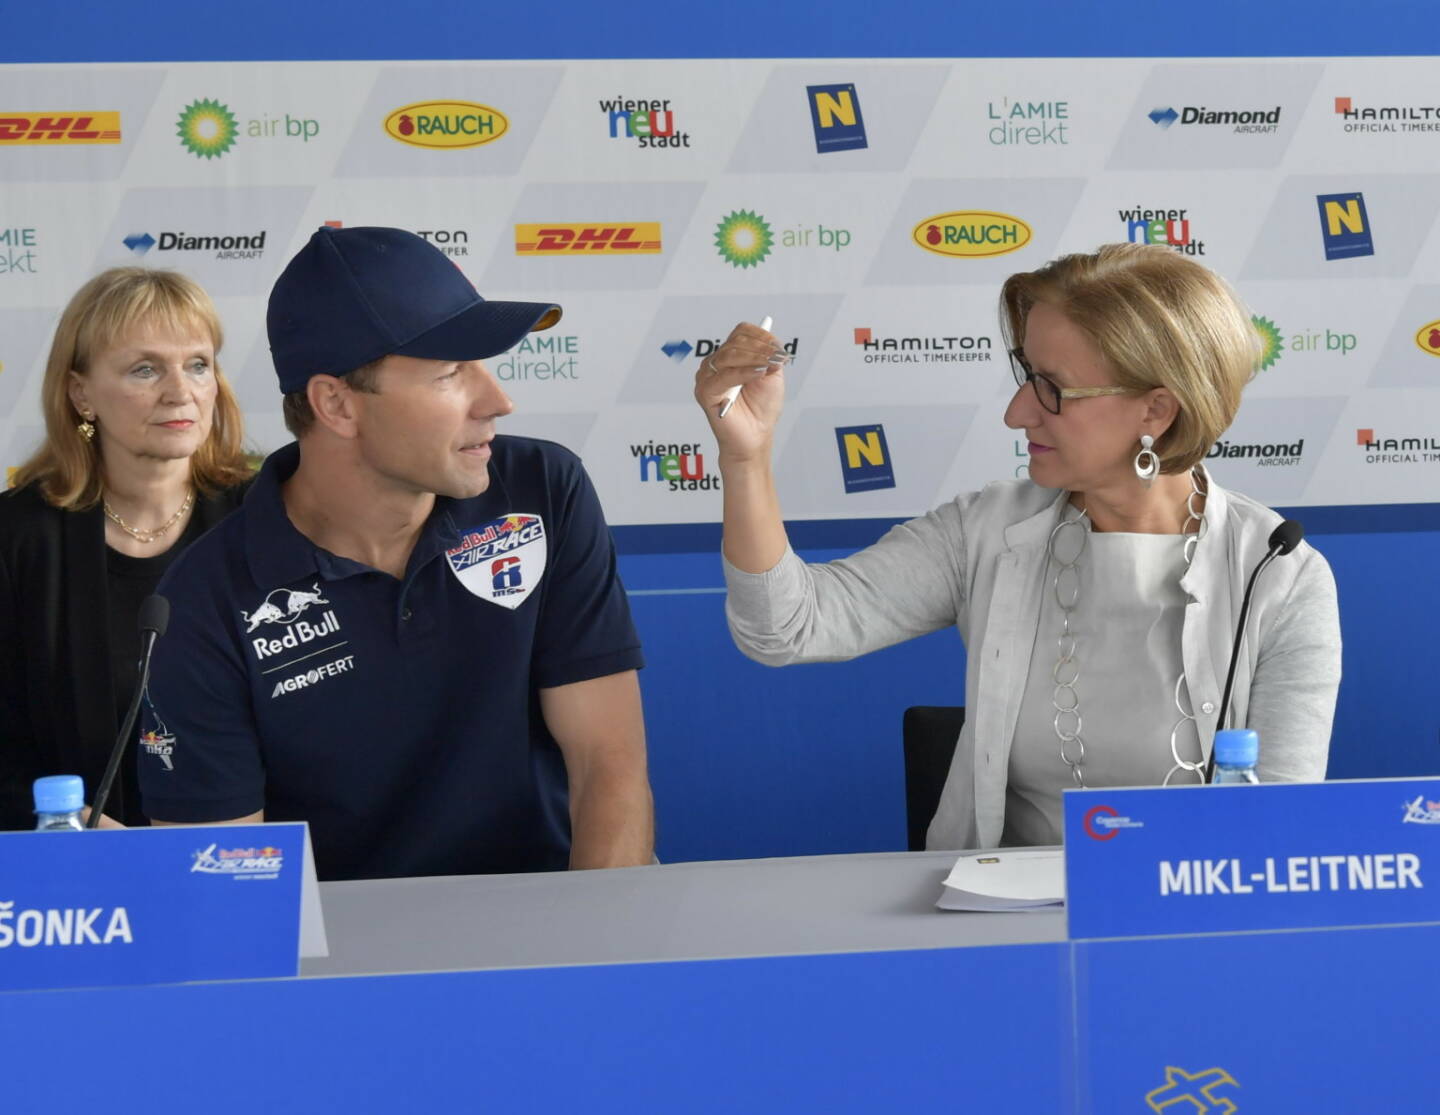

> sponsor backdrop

[
  {"left": 3, "top": 58, "right": 1440, "bottom": 523},
  {"left": 3, "top": 38, "right": 1438, "bottom": 868}
]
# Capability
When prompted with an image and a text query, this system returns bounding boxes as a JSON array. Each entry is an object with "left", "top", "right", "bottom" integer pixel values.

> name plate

[
  {"left": 0, "top": 823, "right": 307, "bottom": 992},
  {"left": 1063, "top": 778, "right": 1440, "bottom": 940}
]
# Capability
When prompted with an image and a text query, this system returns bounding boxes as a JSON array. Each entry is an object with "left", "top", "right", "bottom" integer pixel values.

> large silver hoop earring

[{"left": 1133, "top": 434, "right": 1158, "bottom": 488}]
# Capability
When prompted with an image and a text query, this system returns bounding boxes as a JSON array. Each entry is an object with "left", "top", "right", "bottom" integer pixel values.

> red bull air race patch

[{"left": 445, "top": 513, "right": 547, "bottom": 610}]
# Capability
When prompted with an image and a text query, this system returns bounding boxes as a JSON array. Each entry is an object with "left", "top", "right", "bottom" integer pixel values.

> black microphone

[
  {"left": 1203, "top": 521, "right": 1304, "bottom": 783},
  {"left": 88, "top": 594, "right": 170, "bottom": 828}
]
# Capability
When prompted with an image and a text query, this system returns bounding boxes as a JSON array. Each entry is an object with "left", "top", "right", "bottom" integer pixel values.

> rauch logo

[
  {"left": 631, "top": 441, "right": 717, "bottom": 492},
  {"left": 385, "top": 101, "right": 508, "bottom": 149},
  {"left": 913, "top": 212, "right": 1031, "bottom": 258},
  {"left": 1416, "top": 320, "right": 1440, "bottom": 357}
]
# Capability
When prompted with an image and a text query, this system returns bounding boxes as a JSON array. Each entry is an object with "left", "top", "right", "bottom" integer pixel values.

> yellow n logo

[
  {"left": 843, "top": 431, "right": 886, "bottom": 469},
  {"left": 1324, "top": 198, "right": 1365, "bottom": 236},
  {"left": 814, "top": 90, "right": 857, "bottom": 129}
]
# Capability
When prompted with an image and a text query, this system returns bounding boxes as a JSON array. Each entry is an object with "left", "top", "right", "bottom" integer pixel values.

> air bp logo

[{"left": 445, "top": 513, "right": 547, "bottom": 610}]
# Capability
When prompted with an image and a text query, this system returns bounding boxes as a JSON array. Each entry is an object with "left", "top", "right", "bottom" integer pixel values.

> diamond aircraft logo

[
  {"left": 177, "top": 98, "right": 238, "bottom": 159},
  {"left": 661, "top": 340, "right": 693, "bottom": 362},
  {"left": 715, "top": 210, "right": 774, "bottom": 268},
  {"left": 123, "top": 233, "right": 157, "bottom": 256},
  {"left": 1149, "top": 106, "right": 1180, "bottom": 128}
]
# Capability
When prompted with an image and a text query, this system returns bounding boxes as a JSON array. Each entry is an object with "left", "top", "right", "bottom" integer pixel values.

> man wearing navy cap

[{"left": 138, "top": 226, "right": 653, "bottom": 880}]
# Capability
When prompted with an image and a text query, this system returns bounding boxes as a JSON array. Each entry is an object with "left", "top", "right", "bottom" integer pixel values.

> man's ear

[{"left": 307, "top": 375, "right": 362, "bottom": 440}]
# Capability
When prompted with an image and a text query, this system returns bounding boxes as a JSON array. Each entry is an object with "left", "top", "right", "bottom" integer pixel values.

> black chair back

[{"left": 902, "top": 706, "right": 966, "bottom": 852}]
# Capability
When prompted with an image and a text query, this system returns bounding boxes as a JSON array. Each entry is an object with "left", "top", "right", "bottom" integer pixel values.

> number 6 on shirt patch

[{"left": 444, "top": 513, "right": 548, "bottom": 610}]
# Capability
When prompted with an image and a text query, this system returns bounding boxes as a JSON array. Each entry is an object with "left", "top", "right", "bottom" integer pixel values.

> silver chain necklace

[{"left": 1048, "top": 468, "right": 1208, "bottom": 788}]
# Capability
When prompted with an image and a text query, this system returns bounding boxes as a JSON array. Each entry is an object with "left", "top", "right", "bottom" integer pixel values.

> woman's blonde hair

[
  {"left": 11, "top": 267, "right": 251, "bottom": 509},
  {"left": 1000, "top": 243, "right": 1259, "bottom": 473}
]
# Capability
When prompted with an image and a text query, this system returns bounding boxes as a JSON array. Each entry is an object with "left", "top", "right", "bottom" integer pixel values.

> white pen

[{"left": 717, "top": 315, "right": 773, "bottom": 419}]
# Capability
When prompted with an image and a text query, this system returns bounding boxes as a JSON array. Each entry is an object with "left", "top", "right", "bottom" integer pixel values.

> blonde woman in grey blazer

[{"left": 694, "top": 244, "right": 1340, "bottom": 850}]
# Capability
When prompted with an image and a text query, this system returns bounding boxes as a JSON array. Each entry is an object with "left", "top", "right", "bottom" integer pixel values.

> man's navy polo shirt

[{"left": 139, "top": 437, "right": 644, "bottom": 881}]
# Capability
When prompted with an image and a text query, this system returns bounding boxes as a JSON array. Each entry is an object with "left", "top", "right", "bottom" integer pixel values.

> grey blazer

[{"left": 723, "top": 473, "right": 1342, "bottom": 850}]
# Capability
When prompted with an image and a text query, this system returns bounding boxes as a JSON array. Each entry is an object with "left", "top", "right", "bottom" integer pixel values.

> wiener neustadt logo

[
  {"left": 177, "top": 99, "right": 238, "bottom": 159},
  {"left": 385, "top": 101, "right": 508, "bottom": 149},
  {"left": 0, "top": 112, "right": 121, "bottom": 145},
  {"left": 715, "top": 210, "right": 774, "bottom": 268},
  {"left": 514, "top": 223, "right": 662, "bottom": 255},
  {"left": 913, "top": 212, "right": 1031, "bottom": 258}
]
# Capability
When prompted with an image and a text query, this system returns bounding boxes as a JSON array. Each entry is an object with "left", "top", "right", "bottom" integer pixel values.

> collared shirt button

[
  {"left": 401, "top": 608, "right": 413, "bottom": 622},
  {"left": 1201, "top": 701, "right": 1215, "bottom": 715}
]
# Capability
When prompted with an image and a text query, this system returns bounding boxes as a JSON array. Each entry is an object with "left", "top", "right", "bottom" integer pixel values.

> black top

[
  {"left": 0, "top": 481, "right": 247, "bottom": 828},
  {"left": 103, "top": 511, "right": 208, "bottom": 819}
]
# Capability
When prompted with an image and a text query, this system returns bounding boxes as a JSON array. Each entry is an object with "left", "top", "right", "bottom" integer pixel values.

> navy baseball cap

[{"left": 267, "top": 226, "right": 562, "bottom": 393}]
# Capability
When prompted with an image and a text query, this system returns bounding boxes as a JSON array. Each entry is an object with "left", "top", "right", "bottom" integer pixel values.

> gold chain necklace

[{"left": 103, "top": 490, "right": 195, "bottom": 544}]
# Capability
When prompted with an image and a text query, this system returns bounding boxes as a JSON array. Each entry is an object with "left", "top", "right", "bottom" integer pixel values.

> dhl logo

[
  {"left": 0, "top": 112, "right": 121, "bottom": 144},
  {"left": 514, "top": 223, "right": 662, "bottom": 255}
]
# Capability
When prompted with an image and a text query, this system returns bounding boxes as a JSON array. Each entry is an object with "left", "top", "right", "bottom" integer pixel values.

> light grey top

[
  {"left": 301, "top": 851, "right": 1065, "bottom": 978},
  {"left": 724, "top": 475, "right": 1342, "bottom": 851},
  {"left": 1005, "top": 531, "right": 1193, "bottom": 845}
]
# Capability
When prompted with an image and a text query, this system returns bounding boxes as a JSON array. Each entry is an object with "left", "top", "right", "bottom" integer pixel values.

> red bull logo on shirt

[
  {"left": 242, "top": 582, "right": 330, "bottom": 633},
  {"left": 250, "top": 610, "right": 341, "bottom": 660},
  {"left": 446, "top": 513, "right": 547, "bottom": 610}
]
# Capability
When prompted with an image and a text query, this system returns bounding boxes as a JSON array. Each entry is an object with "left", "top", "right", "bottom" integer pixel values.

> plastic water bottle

[
  {"left": 1211, "top": 730, "right": 1260, "bottom": 785},
  {"left": 33, "top": 775, "right": 86, "bottom": 831}
]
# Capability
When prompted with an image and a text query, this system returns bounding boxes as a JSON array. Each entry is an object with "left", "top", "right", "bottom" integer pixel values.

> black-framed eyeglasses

[{"left": 1008, "top": 347, "right": 1130, "bottom": 415}]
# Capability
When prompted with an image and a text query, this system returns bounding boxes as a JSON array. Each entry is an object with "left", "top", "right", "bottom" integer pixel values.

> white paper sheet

[{"left": 936, "top": 849, "right": 1065, "bottom": 912}]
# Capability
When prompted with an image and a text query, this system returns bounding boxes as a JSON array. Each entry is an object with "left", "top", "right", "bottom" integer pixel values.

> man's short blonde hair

[{"left": 1000, "top": 243, "right": 1259, "bottom": 473}]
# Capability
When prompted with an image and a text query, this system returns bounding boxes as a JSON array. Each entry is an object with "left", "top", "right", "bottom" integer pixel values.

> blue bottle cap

[
  {"left": 33, "top": 775, "right": 84, "bottom": 814},
  {"left": 1213, "top": 729, "right": 1259, "bottom": 766}
]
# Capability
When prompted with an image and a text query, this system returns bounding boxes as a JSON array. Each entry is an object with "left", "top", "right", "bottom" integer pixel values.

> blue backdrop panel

[
  {"left": 1, "top": 943, "right": 1071, "bottom": 1114},
  {"left": 1075, "top": 923, "right": 1440, "bottom": 1112},
  {"left": 3, "top": 0, "right": 1433, "bottom": 61}
]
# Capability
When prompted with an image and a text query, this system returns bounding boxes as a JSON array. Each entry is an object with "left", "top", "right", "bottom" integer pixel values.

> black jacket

[{"left": 0, "top": 482, "right": 246, "bottom": 828}]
